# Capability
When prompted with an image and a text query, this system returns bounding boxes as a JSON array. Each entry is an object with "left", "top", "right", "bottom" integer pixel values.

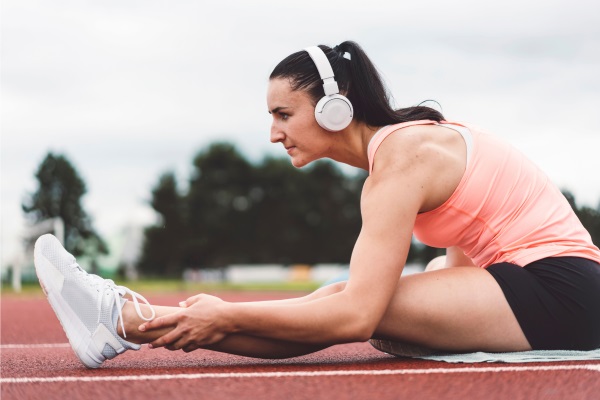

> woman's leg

[
  {"left": 374, "top": 267, "right": 531, "bottom": 352},
  {"left": 118, "top": 282, "right": 347, "bottom": 358},
  {"left": 424, "top": 255, "right": 446, "bottom": 272},
  {"left": 120, "top": 267, "right": 530, "bottom": 357}
]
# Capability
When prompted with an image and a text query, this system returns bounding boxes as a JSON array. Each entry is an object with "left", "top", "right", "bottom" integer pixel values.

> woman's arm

[
  {"left": 142, "top": 174, "right": 421, "bottom": 350},
  {"left": 142, "top": 131, "right": 438, "bottom": 350}
]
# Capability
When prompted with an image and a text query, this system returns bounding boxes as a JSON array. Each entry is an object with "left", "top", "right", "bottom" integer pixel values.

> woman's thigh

[
  {"left": 374, "top": 267, "right": 532, "bottom": 352},
  {"left": 491, "top": 257, "right": 600, "bottom": 350}
]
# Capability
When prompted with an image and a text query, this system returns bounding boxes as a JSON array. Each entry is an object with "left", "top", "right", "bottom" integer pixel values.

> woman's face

[{"left": 267, "top": 78, "right": 332, "bottom": 168}]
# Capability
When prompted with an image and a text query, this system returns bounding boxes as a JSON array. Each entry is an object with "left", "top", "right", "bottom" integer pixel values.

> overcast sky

[{"left": 2, "top": 0, "right": 600, "bottom": 266}]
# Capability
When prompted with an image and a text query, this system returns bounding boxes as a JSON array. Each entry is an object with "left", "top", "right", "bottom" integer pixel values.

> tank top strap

[{"left": 367, "top": 120, "right": 440, "bottom": 174}]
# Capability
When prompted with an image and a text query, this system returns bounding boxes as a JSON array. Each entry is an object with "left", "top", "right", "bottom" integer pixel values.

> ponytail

[{"left": 270, "top": 41, "right": 444, "bottom": 126}]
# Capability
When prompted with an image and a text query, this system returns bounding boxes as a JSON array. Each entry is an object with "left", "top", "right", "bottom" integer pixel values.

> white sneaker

[{"left": 34, "top": 234, "right": 155, "bottom": 368}]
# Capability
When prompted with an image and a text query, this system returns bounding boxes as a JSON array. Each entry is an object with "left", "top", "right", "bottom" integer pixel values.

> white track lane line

[
  {"left": 2, "top": 365, "right": 600, "bottom": 384},
  {"left": 1, "top": 343, "right": 71, "bottom": 349}
]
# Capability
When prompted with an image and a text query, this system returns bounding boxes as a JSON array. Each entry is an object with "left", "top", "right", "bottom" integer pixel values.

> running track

[{"left": 2, "top": 291, "right": 599, "bottom": 399}]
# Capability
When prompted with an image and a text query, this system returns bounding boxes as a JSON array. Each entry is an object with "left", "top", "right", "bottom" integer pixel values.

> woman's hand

[{"left": 139, "top": 293, "right": 230, "bottom": 352}]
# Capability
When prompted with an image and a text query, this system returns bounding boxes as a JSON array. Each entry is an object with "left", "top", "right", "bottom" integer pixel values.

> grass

[{"left": 1, "top": 279, "right": 322, "bottom": 296}]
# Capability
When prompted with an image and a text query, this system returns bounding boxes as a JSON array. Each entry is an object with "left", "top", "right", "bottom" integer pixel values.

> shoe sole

[
  {"left": 369, "top": 339, "right": 438, "bottom": 357},
  {"left": 34, "top": 249, "right": 105, "bottom": 368}
]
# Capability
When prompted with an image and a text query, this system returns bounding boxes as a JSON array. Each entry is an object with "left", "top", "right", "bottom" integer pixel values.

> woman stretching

[{"left": 34, "top": 41, "right": 600, "bottom": 368}]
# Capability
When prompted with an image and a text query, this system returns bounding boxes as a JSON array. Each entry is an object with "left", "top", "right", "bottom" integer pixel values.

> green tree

[
  {"left": 251, "top": 156, "right": 313, "bottom": 264},
  {"left": 249, "top": 157, "right": 365, "bottom": 264},
  {"left": 137, "top": 172, "right": 187, "bottom": 276},
  {"left": 301, "top": 161, "right": 364, "bottom": 263},
  {"left": 22, "top": 152, "right": 107, "bottom": 258},
  {"left": 184, "top": 142, "right": 256, "bottom": 268},
  {"left": 136, "top": 143, "right": 392, "bottom": 274}
]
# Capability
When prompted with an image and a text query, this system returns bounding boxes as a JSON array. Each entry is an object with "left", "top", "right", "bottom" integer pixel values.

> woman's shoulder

[
  {"left": 367, "top": 123, "right": 467, "bottom": 212},
  {"left": 370, "top": 123, "right": 448, "bottom": 176}
]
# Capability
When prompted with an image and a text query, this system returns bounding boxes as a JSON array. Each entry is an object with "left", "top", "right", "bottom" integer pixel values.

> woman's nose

[{"left": 270, "top": 124, "right": 284, "bottom": 143}]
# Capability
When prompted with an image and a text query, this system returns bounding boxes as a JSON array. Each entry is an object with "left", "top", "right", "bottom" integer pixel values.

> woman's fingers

[
  {"left": 139, "top": 312, "right": 179, "bottom": 332},
  {"left": 166, "top": 336, "right": 197, "bottom": 351},
  {"left": 183, "top": 344, "right": 199, "bottom": 353},
  {"left": 142, "top": 294, "right": 226, "bottom": 350},
  {"left": 149, "top": 329, "right": 182, "bottom": 349},
  {"left": 180, "top": 294, "right": 205, "bottom": 308}
]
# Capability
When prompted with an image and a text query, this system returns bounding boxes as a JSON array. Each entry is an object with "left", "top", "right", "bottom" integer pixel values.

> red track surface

[{"left": 2, "top": 291, "right": 599, "bottom": 399}]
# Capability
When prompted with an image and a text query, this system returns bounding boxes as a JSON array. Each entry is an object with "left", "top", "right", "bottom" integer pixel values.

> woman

[{"left": 34, "top": 41, "right": 600, "bottom": 368}]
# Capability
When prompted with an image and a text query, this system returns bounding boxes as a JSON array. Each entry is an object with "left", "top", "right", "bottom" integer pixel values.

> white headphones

[{"left": 304, "top": 46, "right": 354, "bottom": 132}]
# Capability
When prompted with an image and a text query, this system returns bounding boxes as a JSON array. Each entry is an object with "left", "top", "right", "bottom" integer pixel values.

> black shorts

[{"left": 486, "top": 257, "right": 600, "bottom": 350}]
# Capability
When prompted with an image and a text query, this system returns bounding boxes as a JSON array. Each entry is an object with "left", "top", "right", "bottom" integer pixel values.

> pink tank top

[{"left": 367, "top": 120, "right": 600, "bottom": 268}]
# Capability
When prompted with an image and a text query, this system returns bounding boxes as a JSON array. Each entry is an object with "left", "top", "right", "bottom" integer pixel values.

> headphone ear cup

[{"left": 314, "top": 94, "right": 354, "bottom": 132}]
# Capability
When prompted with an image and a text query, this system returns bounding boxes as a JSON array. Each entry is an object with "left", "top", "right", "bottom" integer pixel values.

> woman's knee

[{"left": 424, "top": 256, "right": 447, "bottom": 272}]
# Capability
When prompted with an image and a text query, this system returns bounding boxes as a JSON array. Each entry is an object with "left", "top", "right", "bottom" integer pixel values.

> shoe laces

[{"left": 71, "top": 263, "right": 156, "bottom": 339}]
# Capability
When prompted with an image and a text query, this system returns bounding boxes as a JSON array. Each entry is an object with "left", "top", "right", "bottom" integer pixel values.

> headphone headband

[{"left": 304, "top": 46, "right": 339, "bottom": 96}]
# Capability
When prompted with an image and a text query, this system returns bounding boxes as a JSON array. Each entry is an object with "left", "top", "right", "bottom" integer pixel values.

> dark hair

[{"left": 269, "top": 41, "right": 444, "bottom": 126}]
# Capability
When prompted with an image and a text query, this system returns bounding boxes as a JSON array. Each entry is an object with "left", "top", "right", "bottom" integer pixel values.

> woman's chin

[{"left": 290, "top": 156, "right": 312, "bottom": 169}]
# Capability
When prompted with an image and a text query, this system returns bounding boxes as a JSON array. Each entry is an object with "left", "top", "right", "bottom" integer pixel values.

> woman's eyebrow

[{"left": 269, "top": 106, "right": 289, "bottom": 114}]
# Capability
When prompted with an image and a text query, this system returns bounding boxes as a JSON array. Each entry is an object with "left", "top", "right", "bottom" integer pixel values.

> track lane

[{"left": 3, "top": 292, "right": 600, "bottom": 400}]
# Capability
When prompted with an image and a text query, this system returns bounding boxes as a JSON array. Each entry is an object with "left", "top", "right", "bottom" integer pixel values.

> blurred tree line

[
  {"left": 136, "top": 143, "right": 600, "bottom": 277},
  {"left": 22, "top": 150, "right": 600, "bottom": 279},
  {"left": 137, "top": 143, "right": 368, "bottom": 276}
]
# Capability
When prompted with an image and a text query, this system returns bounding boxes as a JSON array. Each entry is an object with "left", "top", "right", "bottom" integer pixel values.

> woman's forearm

[
  {"left": 229, "top": 281, "right": 346, "bottom": 307},
  {"left": 223, "top": 291, "right": 371, "bottom": 345},
  {"left": 121, "top": 302, "right": 330, "bottom": 358},
  {"left": 138, "top": 283, "right": 371, "bottom": 351}
]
